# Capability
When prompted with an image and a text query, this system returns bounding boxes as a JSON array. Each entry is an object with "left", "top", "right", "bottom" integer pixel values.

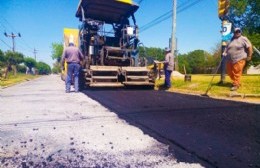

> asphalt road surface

[
  {"left": 0, "top": 75, "right": 259, "bottom": 168},
  {"left": 0, "top": 75, "right": 204, "bottom": 168},
  {"left": 82, "top": 86, "right": 260, "bottom": 168}
]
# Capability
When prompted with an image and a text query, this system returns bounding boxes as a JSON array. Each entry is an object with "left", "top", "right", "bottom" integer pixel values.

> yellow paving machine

[{"left": 74, "top": 0, "right": 155, "bottom": 87}]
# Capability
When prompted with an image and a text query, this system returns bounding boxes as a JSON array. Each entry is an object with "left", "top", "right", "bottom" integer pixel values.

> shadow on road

[{"left": 82, "top": 88, "right": 260, "bottom": 168}]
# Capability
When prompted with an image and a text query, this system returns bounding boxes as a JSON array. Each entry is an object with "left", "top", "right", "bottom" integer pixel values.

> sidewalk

[{"left": 0, "top": 75, "right": 203, "bottom": 167}]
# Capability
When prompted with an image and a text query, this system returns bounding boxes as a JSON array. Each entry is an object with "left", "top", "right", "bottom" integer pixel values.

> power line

[
  {"left": 139, "top": 10, "right": 171, "bottom": 32},
  {"left": 1, "top": 18, "right": 19, "bottom": 34},
  {"left": 0, "top": 38, "right": 12, "bottom": 49},
  {"left": 0, "top": 17, "right": 34, "bottom": 51},
  {"left": 138, "top": 0, "right": 144, "bottom": 4},
  {"left": 140, "top": 0, "right": 203, "bottom": 32},
  {"left": 178, "top": 0, "right": 203, "bottom": 13},
  {"left": 139, "top": 0, "right": 204, "bottom": 33}
]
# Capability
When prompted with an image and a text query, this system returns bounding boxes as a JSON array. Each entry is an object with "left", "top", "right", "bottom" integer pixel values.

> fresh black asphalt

[{"left": 83, "top": 89, "right": 260, "bottom": 168}]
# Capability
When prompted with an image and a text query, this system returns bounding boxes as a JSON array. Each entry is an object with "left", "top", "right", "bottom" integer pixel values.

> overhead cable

[
  {"left": 139, "top": 0, "right": 204, "bottom": 32},
  {"left": 0, "top": 38, "right": 12, "bottom": 49}
]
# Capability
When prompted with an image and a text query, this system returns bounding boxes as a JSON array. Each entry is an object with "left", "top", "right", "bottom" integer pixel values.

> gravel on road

[{"left": 0, "top": 75, "right": 203, "bottom": 168}]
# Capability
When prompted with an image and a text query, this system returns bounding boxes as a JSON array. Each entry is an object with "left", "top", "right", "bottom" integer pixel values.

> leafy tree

[
  {"left": 0, "top": 49, "right": 5, "bottom": 77},
  {"left": 36, "top": 61, "right": 51, "bottom": 75},
  {"left": 185, "top": 50, "right": 208, "bottom": 74},
  {"left": 17, "top": 64, "right": 27, "bottom": 73},
  {"left": 0, "top": 49, "right": 4, "bottom": 61},
  {"left": 0, "top": 49, "right": 5, "bottom": 68},
  {"left": 177, "top": 50, "right": 216, "bottom": 74},
  {"left": 51, "top": 42, "right": 63, "bottom": 73},
  {"left": 3, "top": 51, "right": 24, "bottom": 78},
  {"left": 52, "top": 62, "right": 61, "bottom": 74},
  {"left": 51, "top": 43, "right": 63, "bottom": 62},
  {"left": 5, "top": 51, "right": 24, "bottom": 66},
  {"left": 177, "top": 53, "right": 191, "bottom": 74},
  {"left": 24, "top": 57, "right": 37, "bottom": 74},
  {"left": 139, "top": 46, "right": 164, "bottom": 61},
  {"left": 229, "top": 0, "right": 259, "bottom": 33},
  {"left": 229, "top": 0, "right": 260, "bottom": 66},
  {"left": 246, "top": 31, "right": 260, "bottom": 66}
]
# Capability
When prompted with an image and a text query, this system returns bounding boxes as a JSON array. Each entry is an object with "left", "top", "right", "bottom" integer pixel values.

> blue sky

[{"left": 0, "top": 0, "right": 222, "bottom": 67}]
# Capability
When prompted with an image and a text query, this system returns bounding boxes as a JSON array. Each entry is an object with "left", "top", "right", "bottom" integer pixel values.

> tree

[
  {"left": 3, "top": 51, "right": 24, "bottom": 78},
  {"left": 177, "top": 53, "right": 191, "bottom": 74},
  {"left": 0, "top": 49, "right": 5, "bottom": 67},
  {"left": 51, "top": 42, "right": 63, "bottom": 73},
  {"left": 0, "top": 49, "right": 5, "bottom": 77},
  {"left": 229, "top": 0, "right": 259, "bottom": 33},
  {"left": 52, "top": 62, "right": 61, "bottom": 74},
  {"left": 177, "top": 50, "right": 216, "bottom": 74},
  {"left": 36, "top": 62, "right": 51, "bottom": 75},
  {"left": 24, "top": 57, "right": 37, "bottom": 74},
  {"left": 0, "top": 49, "right": 4, "bottom": 61},
  {"left": 51, "top": 43, "right": 63, "bottom": 62},
  {"left": 186, "top": 50, "right": 209, "bottom": 74},
  {"left": 138, "top": 46, "right": 164, "bottom": 65},
  {"left": 229, "top": 0, "right": 260, "bottom": 66}
]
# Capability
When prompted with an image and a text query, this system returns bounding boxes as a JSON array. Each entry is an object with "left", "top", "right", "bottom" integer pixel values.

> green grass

[
  {"left": 1, "top": 73, "right": 259, "bottom": 101},
  {"left": 0, "top": 73, "right": 39, "bottom": 87},
  {"left": 155, "top": 74, "right": 260, "bottom": 98}
]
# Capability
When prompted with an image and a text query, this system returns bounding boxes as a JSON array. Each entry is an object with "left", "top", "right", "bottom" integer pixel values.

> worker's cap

[
  {"left": 234, "top": 27, "right": 242, "bottom": 33},
  {"left": 164, "top": 47, "right": 171, "bottom": 52}
]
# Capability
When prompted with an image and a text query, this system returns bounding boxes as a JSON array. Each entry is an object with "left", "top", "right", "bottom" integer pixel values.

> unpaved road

[{"left": 0, "top": 75, "right": 204, "bottom": 168}]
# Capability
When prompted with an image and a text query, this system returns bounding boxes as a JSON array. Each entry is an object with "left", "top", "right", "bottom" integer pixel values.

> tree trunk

[
  {"left": 12, "top": 65, "right": 17, "bottom": 76},
  {"left": 3, "top": 65, "right": 10, "bottom": 79}
]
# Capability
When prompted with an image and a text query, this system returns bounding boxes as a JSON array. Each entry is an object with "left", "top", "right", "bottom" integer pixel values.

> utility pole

[
  {"left": 33, "top": 48, "right": 38, "bottom": 61},
  {"left": 218, "top": 0, "right": 231, "bottom": 84},
  {"left": 171, "top": 0, "right": 178, "bottom": 70},
  {"left": 4, "top": 32, "right": 21, "bottom": 52}
]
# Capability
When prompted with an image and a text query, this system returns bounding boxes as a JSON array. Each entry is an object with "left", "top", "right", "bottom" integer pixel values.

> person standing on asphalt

[
  {"left": 61, "top": 40, "right": 84, "bottom": 93},
  {"left": 223, "top": 27, "right": 253, "bottom": 91},
  {"left": 163, "top": 48, "right": 174, "bottom": 88}
]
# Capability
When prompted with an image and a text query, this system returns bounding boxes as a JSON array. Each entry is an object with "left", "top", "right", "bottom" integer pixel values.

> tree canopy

[
  {"left": 51, "top": 43, "right": 63, "bottom": 62},
  {"left": 51, "top": 43, "right": 63, "bottom": 73},
  {"left": 24, "top": 57, "right": 37, "bottom": 70},
  {"left": 0, "top": 49, "right": 5, "bottom": 67},
  {"left": 0, "top": 49, "right": 51, "bottom": 77},
  {"left": 229, "top": 0, "right": 260, "bottom": 66},
  {"left": 36, "top": 62, "right": 51, "bottom": 75},
  {"left": 229, "top": 0, "right": 260, "bottom": 33},
  {"left": 4, "top": 51, "right": 24, "bottom": 66},
  {"left": 138, "top": 46, "right": 164, "bottom": 63},
  {"left": 177, "top": 50, "right": 217, "bottom": 74}
]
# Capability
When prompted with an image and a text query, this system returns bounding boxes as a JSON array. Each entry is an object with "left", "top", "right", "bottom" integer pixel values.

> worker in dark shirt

[{"left": 61, "top": 41, "right": 84, "bottom": 93}]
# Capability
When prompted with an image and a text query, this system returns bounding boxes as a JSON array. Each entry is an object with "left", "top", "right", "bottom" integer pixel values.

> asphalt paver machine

[{"left": 76, "top": 0, "right": 155, "bottom": 87}]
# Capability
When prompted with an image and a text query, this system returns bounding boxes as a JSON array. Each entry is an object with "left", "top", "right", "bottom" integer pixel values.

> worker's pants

[
  {"left": 66, "top": 63, "right": 80, "bottom": 92},
  {"left": 226, "top": 59, "right": 246, "bottom": 87},
  {"left": 164, "top": 69, "right": 172, "bottom": 88}
]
